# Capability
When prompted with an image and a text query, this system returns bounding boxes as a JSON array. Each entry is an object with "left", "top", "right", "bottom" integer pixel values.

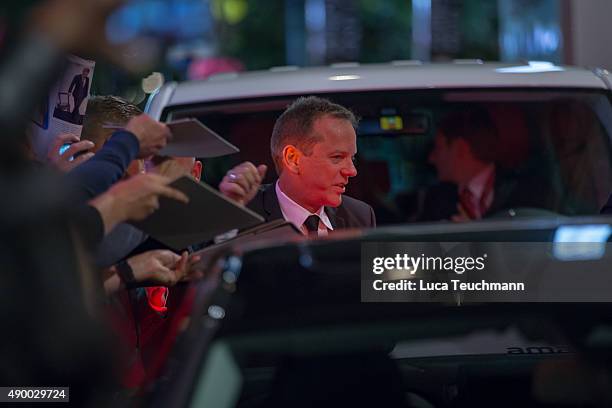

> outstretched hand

[
  {"left": 47, "top": 133, "right": 94, "bottom": 172},
  {"left": 89, "top": 173, "right": 189, "bottom": 234},
  {"left": 219, "top": 161, "right": 267, "bottom": 205},
  {"left": 125, "top": 114, "right": 172, "bottom": 159}
]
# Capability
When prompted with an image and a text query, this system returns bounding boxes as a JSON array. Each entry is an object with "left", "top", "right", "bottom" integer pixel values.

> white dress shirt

[
  {"left": 275, "top": 181, "right": 334, "bottom": 236},
  {"left": 458, "top": 164, "right": 495, "bottom": 218}
]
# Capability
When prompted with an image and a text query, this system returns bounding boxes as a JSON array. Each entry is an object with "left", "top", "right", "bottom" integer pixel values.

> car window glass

[{"left": 165, "top": 89, "right": 612, "bottom": 225}]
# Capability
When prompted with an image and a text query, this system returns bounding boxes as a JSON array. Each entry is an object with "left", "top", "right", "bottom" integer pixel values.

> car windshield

[{"left": 164, "top": 88, "right": 612, "bottom": 224}]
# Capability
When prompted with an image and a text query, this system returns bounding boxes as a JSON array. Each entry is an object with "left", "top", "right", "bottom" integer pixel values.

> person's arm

[
  {"left": 88, "top": 173, "right": 189, "bottom": 235},
  {"left": 68, "top": 130, "right": 140, "bottom": 200},
  {"left": 103, "top": 250, "right": 201, "bottom": 295},
  {"left": 73, "top": 203, "right": 106, "bottom": 250}
]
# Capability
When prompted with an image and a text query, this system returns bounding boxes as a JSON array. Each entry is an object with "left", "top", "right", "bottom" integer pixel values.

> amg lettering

[{"left": 506, "top": 346, "right": 571, "bottom": 355}]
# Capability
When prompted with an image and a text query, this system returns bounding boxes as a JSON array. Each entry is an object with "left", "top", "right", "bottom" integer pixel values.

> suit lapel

[
  {"left": 262, "top": 184, "right": 284, "bottom": 221},
  {"left": 488, "top": 176, "right": 515, "bottom": 215},
  {"left": 325, "top": 206, "right": 345, "bottom": 230},
  {"left": 261, "top": 183, "right": 348, "bottom": 230}
]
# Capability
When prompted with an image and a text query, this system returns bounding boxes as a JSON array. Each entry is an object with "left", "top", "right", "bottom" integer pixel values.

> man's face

[
  {"left": 296, "top": 115, "right": 358, "bottom": 208},
  {"left": 428, "top": 130, "right": 460, "bottom": 183},
  {"left": 82, "top": 68, "right": 89, "bottom": 77}
]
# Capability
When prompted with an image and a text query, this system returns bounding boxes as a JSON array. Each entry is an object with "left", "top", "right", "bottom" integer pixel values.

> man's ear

[
  {"left": 192, "top": 160, "right": 203, "bottom": 181},
  {"left": 282, "top": 145, "right": 301, "bottom": 174}
]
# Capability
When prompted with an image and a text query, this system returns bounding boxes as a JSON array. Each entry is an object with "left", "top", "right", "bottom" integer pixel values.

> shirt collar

[
  {"left": 275, "top": 181, "right": 334, "bottom": 232},
  {"left": 462, "top": 164, "right": 495, "bottom": 200}
]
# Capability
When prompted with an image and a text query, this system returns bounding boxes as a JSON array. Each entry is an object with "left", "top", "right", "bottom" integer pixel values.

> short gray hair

[{"left": 270, "top": 96, "right": 358, "bottom": 174}]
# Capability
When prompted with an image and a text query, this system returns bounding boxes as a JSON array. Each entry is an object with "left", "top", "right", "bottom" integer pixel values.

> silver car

[{"left": 147, "top": 61, "right": 612, "bottom": 223}]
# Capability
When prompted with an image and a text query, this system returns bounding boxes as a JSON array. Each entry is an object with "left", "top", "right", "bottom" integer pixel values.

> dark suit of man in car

[{"left": 220, "top": 96, "right": 376, "bottom": 235}]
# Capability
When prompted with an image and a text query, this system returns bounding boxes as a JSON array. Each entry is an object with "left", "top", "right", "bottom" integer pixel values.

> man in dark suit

[
  {"left": 423, "top": 108, "right": 548, "bottom": 221},
  {"left": 421, "top": 108, "right": 497, "bottom": 221},
  {"left": 68, "top": 67, "right": 90, "bottom": 122},
  {"left": 220, "top": 96, "right": 376, "bottom": 234}
]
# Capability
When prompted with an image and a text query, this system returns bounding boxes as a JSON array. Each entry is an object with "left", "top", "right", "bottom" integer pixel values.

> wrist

[
  {"left": 116, "top": 260, "right": 138, "bottom": 289},
  {"left": 88, "top": 191, "right": 125, "bottom": 234}
]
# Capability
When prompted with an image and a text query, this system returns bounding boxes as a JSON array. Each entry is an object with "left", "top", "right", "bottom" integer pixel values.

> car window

[{"left": 164, "top": 89, "right": 612, "bottom": 225}]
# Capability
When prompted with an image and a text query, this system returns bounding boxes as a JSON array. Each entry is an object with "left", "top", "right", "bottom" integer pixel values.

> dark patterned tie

[{"left": 303, "top": 215, "right": 320, "bottom": 235}]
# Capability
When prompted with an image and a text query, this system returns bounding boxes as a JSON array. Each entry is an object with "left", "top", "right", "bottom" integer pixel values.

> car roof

[{"left": 147, "top": 62, "right": 612, "bottom": 119}]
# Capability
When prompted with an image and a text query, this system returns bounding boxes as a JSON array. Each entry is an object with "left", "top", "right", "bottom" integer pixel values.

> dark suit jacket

[
  {"left": 248, "top": 183, "right": 376, "bottom": 229},
  {"left": 417, "top": 171, "right": 553, "bottom": 222}
]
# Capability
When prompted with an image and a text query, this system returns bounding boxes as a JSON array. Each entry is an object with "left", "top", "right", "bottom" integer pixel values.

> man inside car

[
  {"left": 426, "top": 108, "right": 498, "bottom": 221},
  {"left": 424, "top": 107, "right": 547, "bottom": 221},
  {"left": 220, "top": 96, "right": 376, "bottom": 235}
]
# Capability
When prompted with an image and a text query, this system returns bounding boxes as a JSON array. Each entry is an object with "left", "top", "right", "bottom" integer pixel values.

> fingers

[
  {"left": 140, "top": 173, "right": 190, "bottom": 204},
  {"left": 109, "top": 173, "right": 190, "bottom": 222},
  {"left": 257, "top": 164, "right": 268, "bottom": 179},
  {"left": 178, "top": 254, "right": 204, "bottom": 282},
  {"left": 144, "top": 195, "right": 160, "bottom": 215},
  {"left": 456, "top": 203, "right": 470, "bottom": 219},
  {"left": 173, "top": 251, "right": 190, "bottom": 280},
  {"left": 152, "top": 249, "right": 182, "bottom": 267},
  {"left": 226, "top": 170, "right": 251, "bottom": 193},
  {"left": 127, "top": 114, "right": 171, "bottom": 158},
  {"left": 63, "top": 140, "right": 94, "bottom": 159},
  {"left": 152, "top": 265, "right": 179, "bottom": 286},
  {"left": 129, "top": 250, "right": 180, "bottom": 285},
  {"left": 451, "top": 203, "right": 470, "bottom": 223},
  {"left": 70, "top": 151, "right": 95, "bottom": 167},
  {"left": 239, "top": 162, "right": 259, "bottom": 186},
  {"left": 220, "top": 177, "right": 248, "bottom": 198},
  {"left": 222, "top": 162, "right": 265, "bottom": 198},
  {"left": 242, "top": 161, "right": 264, "bottom": 184},
  {"left": 49, "top": 133, "right": 79, "bottom": 154},
  {"left": 188, "top": 254, "right": 201, "bottom": 266},
  {"left": 47, "top": 135, "right": 95, "bottom": 172},
  {"left": 147, "top": 249, "right": 182, "bottom": 286}
]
